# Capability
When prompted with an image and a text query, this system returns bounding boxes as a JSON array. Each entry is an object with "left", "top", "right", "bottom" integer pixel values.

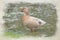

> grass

[{"left": 4, "top": 32, "right": 25, "bottom": 38}]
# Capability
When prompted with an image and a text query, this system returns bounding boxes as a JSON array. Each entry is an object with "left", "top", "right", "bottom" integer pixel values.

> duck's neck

[{"left": 23, "top": 12, "right": 29, "bottom": 16}]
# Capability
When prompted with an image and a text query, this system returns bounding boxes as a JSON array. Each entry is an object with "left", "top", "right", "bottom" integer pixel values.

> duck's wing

[{"left": 30, "top": 16, "right": 46, "bottom": 25}]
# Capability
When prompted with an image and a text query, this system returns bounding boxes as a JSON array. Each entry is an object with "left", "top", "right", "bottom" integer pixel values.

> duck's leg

[
  {"left": 30, "top": 28, "right": 37, "bottom": 32},
  {"left": 30, "top": 28, "right": 34, "bottom": 32}
]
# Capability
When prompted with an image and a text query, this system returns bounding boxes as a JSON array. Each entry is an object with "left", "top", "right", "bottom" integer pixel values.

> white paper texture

[{"left": 0, "top": 0, "right": 60, "bottom": 40}]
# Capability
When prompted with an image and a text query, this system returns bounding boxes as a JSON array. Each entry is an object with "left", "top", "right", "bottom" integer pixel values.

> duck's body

[
  {"left": 21, "top": 7, "right": 46, "bottom": 32},
  {"left": 22, "top": 15, "right": 40, "bottom": 28},
  {"left": 22, "top": 14, "right": 46, "bottom": 32}
]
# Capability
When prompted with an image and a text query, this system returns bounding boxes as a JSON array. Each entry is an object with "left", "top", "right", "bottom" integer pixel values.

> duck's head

[{"left": 20, "top": 7, "right": 29, "bottom": 15}]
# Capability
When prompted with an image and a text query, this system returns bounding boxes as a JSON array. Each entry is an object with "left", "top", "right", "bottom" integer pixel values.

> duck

[{"left": 20, "top": 7, "right": 46, "bottom": 32}]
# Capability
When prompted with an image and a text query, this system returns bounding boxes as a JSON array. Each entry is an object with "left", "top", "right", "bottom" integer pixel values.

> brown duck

[{"left": 21, "top": 7, "right": 46, "bottom": 32}]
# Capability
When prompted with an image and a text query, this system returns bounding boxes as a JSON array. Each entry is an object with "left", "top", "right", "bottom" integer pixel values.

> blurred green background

[{"left": 3, "top": 2, "right": 57, "bottom": 37}]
